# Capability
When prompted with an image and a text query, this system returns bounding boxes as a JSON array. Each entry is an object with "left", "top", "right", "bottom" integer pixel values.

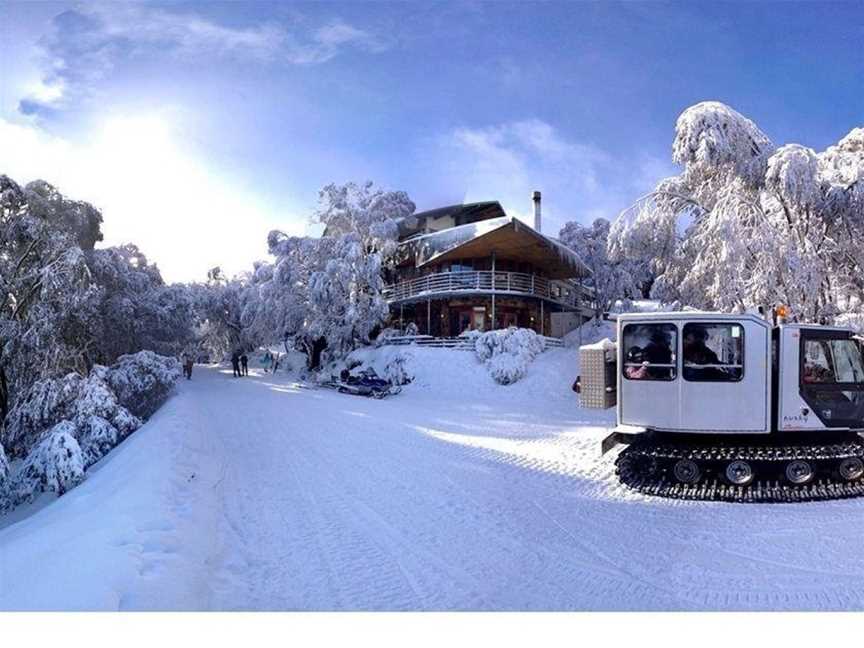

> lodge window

[
  {"left": 622, "top": 323, "right": 677, "bottom": 381},
  {"left": 682, "top": 323, "right": 744, "bottom": 382}
]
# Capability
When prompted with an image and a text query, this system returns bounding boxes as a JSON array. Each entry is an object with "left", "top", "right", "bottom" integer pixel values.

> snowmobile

[
  {"left": 322, "top": 368, "right": 402, "bottom": 399},
  {"left": 579, "top": 308, "right": 864, "bottom": 502}
]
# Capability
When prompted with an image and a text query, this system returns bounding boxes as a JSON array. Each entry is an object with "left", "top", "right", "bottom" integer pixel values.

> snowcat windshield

[
  {"left": 801, "top": 332, "right": 864, "bottom": 429},
  {"left": 802, "top": 338, "right": 864, "bottom": 385}
]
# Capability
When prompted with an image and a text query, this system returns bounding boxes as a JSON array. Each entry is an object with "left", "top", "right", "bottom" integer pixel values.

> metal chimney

[{"left": 532, "top": 190, "right": 542, "bottom": 232}]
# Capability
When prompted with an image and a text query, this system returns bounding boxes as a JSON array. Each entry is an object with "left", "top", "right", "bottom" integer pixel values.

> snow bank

[{"left": 347, "top": 340, "right": 579, "bottom": 407}]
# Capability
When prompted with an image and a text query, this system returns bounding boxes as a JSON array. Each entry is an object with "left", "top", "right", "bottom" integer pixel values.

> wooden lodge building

[{"left": 384, "top": 193, "right": 595, "bottom": 338}]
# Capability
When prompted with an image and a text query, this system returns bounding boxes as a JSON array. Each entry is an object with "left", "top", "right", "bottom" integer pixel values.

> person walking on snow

[
  {"left": 241, "top": 352, "right": 249, "bottom": 376},
  {"left": 231, "top": 351, "right": 241, "bottom": 378},
  {"left": 182, "top": 352, "right": 194, "bottom": 380}
]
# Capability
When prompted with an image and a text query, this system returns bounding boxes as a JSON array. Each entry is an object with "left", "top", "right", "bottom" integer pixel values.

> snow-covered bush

[
  {"left": 74, "top": 415, "right": 122, "bottom": 467},
  {"left": 2, "top": 373, "right": 84, "bottom": 457},
  {"left": 0, "top": 350, "right": 177, "bottom": 511},
  {"left": 474, "top": 328, "right": 545, "bottom": 385},
  {"left": 9, "top": 423, "right": 86, "bottom": 506},
  {"left": 487, "top": 353, "right": 530, "bottom": 385},
  {"left": 383, "top": 352, "right": 413, "bottom": 386},
  {"left": 475, "top": 327, "right": 544, "bottom": 362},
  {"left": 102, "top": 351, "right": 181, "bottom": 419},
  {"left": 2, "top": 365, "right": 148, "bottom": 464}
]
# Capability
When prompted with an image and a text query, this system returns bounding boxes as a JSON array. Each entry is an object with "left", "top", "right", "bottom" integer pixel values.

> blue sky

[{"left": 1, "top": 1, "right": 862, "bottom": 281}]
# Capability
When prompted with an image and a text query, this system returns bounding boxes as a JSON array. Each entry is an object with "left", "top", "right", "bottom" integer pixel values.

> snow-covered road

[{"left": 4, "top": 348, "right": 864, "bottom": 610}]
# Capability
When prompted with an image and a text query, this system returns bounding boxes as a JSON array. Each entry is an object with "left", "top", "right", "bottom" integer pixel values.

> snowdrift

[{"left": 348, "top": 343, "right": 580, "bottom": 406}]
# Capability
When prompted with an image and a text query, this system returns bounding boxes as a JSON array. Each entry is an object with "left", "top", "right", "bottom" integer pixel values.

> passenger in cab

[
  {"left": 625, "top": 347, "right": 649, "bottom": 380},
  {"left": 683, "top": 325, "right": 723, "bottom": 380},
  {"left": 643, "top": 328, "right": 674, "bottom": 379}
]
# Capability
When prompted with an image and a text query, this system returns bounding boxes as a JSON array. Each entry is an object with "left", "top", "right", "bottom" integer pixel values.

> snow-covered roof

[
  {"left": 395, "top": 201, "right": 504, "bottom": 239},
  {"left": 397, "top": 215, "right": 591, "bottom": 280}
]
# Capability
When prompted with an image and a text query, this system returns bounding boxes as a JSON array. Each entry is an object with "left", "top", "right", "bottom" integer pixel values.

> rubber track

[{"left": 615, "top": 439, "right": 864, "bottom": 503}]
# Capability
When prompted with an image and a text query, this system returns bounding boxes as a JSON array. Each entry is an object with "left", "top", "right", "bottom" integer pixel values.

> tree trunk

[
  {"left": 0, "top": 364, "right": 9, "bottom": 426},
  {"left": 308, "top": 337, "right": 327, "bottom": 370}
]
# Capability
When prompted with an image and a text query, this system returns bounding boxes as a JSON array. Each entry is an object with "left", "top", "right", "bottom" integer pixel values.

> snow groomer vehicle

[{"left": 580, "top": 308, "right": 864, "bottom": 502}]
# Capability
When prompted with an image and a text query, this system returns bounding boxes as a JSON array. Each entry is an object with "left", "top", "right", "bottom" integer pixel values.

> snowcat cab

[{"left": 581, "top": 310, "right": 864, "bottom": 502}]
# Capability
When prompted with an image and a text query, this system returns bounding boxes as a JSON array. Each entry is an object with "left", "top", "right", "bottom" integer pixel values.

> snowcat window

[
  {"left": 802, "top": 339, "right": 864, "bottom": 385},
  {"left": 682, "top": 323, "right": 744, "bottom": 382},
  {"left": 800, "top": 333, "right": 864, "bottom": 429},
  {"left": 622, "top": 323, "right": 677, "bottom": 381}
]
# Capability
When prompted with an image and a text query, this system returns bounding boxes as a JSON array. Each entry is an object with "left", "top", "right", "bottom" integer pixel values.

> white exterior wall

[{"left": 617, "top": 313, "right": 771, "bottom": 434}]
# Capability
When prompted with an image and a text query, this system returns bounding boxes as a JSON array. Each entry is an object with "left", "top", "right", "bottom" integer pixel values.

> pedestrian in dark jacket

[
  {"left": 231, "top": 352, "right": 241, "bottom": 378},
  {"left": 241, "top": 352, "right": 249, "bottom": 376},
  {"left": 182, "top": 352, "right": 194, "bottom": 380}
]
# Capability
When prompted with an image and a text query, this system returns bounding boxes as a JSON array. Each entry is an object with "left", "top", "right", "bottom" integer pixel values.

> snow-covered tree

[
  {"left": 0, "top": 175, "right": 188, "bottom": 511},
  {"left": 0, "top": 176, "right": 101, "bottom": 424},
  {"left": 559, "top": 218, "right": 650, "bottom": 316},
  {"left": 610, "top": 102, "right": 864, "bottom": 321},
  {"left": 191, "top": 266, "right": 266, "bottom": 360},
  {"left": 86, "top": 244, "right": 197, "bottom": 363},
  {"left": 261, "top": 182, "right": 414, "bottom": 368},
  {"left": 314, "top": 181, "right": 414, "bottom": 259}
]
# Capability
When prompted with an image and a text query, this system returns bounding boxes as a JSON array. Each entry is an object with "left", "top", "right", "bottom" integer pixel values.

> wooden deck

[{"left": 383, "top": 270, "right": 586, "bottom": 310}]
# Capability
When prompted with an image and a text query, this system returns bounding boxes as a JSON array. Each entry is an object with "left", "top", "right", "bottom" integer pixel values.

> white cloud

[
  {"left": 0, "top": 115, "right": 303, "bottom": 282},
  {"left": 435, "top": 119, "right": 640, "bottom": 233},
  {"left": 23, "top": 5, "right": 387, "bottom": 112}
]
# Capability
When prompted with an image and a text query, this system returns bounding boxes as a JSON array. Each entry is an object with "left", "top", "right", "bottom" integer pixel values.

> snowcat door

[
  {"left": 779, "top": 328, "right": 864, "bottom": 432},
  {"left": 678, "top": 319, "right": 770, "bottom": 434},
  {"left": 618, "top": 322, "right": 680, "bottom": 430}
]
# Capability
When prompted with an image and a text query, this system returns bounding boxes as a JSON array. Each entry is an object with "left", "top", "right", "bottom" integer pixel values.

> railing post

[{"left": 491, "top": 251, "right": 496, "bottom": 329}]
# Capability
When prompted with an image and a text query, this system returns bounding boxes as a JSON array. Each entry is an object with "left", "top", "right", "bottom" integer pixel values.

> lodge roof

[
  {"left": 396, "top": 215, "right": 591, "bottom": 280},
  {"left": 395, "top": 201, "right": 505, "bottom": 239}
]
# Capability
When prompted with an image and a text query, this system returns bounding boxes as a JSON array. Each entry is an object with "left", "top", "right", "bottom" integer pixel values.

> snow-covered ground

[{"left": 4, "top": 346, "right": 864, "bottom": 610}]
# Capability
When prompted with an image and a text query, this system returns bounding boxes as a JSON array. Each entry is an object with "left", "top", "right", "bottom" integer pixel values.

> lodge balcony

[{"left": 383, "top": 270, "right": 586, "bottom": 311}]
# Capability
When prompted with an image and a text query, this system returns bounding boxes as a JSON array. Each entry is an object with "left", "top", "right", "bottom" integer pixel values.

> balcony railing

[{"left": 383, "top": 270, "right": 582, "bottom": 309}]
